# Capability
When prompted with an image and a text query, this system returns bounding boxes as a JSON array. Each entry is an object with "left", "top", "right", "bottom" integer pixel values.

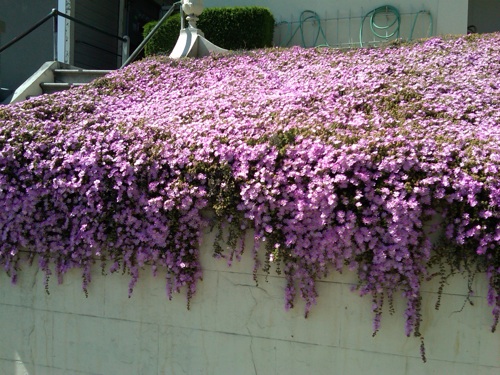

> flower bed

[{"left": 1, "top": 33, "right": 499, "bottom": 359}]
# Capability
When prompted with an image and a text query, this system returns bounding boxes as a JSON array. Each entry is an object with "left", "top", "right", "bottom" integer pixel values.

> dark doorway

[{"left": 125, "top": 0, "right": 162, "bottom": 60}]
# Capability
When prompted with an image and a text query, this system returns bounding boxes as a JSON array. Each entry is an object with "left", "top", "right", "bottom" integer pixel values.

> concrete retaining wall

[{"left": 0, "top": 228, "right": 499, "bottom": 375}]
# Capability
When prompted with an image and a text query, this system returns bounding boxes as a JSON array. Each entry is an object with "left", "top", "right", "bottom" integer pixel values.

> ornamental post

[{"left": 170, "top": 0, "right": 227, "bottom": 58}]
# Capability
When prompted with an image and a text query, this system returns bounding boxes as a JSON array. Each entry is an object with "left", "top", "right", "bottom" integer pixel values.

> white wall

[
  {"left": 204, "top": 0, "right": 468, "bottom": 47},
  {"left": 0, "top": 228, "right": 499, "bottom": 375}
]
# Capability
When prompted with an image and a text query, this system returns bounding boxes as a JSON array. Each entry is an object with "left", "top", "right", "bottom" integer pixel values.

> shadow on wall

[{"left": 468, "top": 0, "right": 500, "bottom": 34}]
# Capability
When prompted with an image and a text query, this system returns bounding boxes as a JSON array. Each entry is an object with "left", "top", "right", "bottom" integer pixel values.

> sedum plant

[{"left": 1, "top": 33, "right": 500, "bottom": 360}]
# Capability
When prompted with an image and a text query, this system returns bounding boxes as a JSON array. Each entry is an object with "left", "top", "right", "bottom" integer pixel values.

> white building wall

[
  {"left": 204, "top": 0, "right": 468, "bottom": 47},
  {"left": 0, "top": 228, "right": 499, "bottom": 375}
]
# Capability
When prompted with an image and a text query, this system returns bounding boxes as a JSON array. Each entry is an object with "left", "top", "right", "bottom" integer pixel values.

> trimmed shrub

[
  {"left": 198, "top": 7, "right": 275, "bottom": 50},
  {"left": 143, "top": 6, "right": 275, "bottom": 56}
]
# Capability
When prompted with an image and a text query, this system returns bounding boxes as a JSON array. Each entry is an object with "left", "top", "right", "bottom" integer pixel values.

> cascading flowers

[{"left": 1, "top": 32, "right": 499, "bottom": 360}]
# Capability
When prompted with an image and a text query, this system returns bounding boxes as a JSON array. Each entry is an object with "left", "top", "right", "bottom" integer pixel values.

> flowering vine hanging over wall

[{"left": 1, "top": 33, "right": 499, "bottom": 361}]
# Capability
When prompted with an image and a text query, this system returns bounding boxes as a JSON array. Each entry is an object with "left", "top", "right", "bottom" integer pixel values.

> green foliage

[
  {"left": 143, "top": 13, "right": 182, "bottom": 56},
  {"left": 143, "top": 7, "right": 275, "bottom": 56},
  {"left": 198, "top": 7, "right": 275, "bottom": 50}
]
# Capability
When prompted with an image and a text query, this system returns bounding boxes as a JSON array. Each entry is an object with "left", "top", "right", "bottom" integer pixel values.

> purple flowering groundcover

[{"left": 1, "top": 33, "right": 499, "bottom": 359}]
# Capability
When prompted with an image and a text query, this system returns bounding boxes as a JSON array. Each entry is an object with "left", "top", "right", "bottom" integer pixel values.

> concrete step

[
  {"left": 40, "top": 82, "right": 85, "bottom": 95},
  {"left": 53, "top": 69, "right": 112, "bottom": 84},
  {"left": 8, "top": 62, "right": 115, "bottom": 104},
  {"left": 39, "top": 68, "right": 112, "bottom": 95}
]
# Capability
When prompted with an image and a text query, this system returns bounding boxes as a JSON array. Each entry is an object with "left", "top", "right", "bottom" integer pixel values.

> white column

[{"left": 57, "top": 0, "right": 74, "bottom": 64}]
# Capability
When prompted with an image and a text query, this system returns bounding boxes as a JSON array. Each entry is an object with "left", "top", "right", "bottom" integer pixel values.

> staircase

[
  {"left": 3, "top": 61, "right": 112, "bottom": 104},
  {"left": 40, "top": 68, "right": 111, "bottom": 95}
]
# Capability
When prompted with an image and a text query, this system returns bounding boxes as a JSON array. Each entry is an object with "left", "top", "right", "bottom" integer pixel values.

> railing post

[
  {"left": 180, "top": 5, "right": 185, "bottom": 29},
  {"left": 52, "top": 8, "right": 58, "bottom": 61},
  {"left": 121, "top": 35, "right": 130, "bottom": 67}
]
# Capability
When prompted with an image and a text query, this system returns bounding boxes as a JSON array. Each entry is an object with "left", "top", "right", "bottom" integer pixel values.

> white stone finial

[
  {"left": 182, "top": 0, "right": 204, "bottom": 29},
  {"left": 170, "top": 0, "right": 227, "bottom": 58}
]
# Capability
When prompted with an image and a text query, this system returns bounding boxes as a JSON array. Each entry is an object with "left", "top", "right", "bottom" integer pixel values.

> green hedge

[
  {"left": 198, "top": 7, "right": 275, "bottom": 50},
  {"left": 143, "top": 7, "right": 275, "bottom": 56}
]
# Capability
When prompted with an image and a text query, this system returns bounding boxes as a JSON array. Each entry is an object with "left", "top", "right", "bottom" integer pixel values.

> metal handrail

[
  {"left": 121, "top": 1, "right": 181, "bottom": 68},
  {"left": 0, "top": 8, "right": 130, "bottom": 66},
  {"left": 0, "top": 9, "right": 57, "bottom": 54},
  {"left": 75, "top": 40, "right": 125, "bottom": 58},
  {"left": 0, "top": 3, "right": 185, "bottom": 70}
]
